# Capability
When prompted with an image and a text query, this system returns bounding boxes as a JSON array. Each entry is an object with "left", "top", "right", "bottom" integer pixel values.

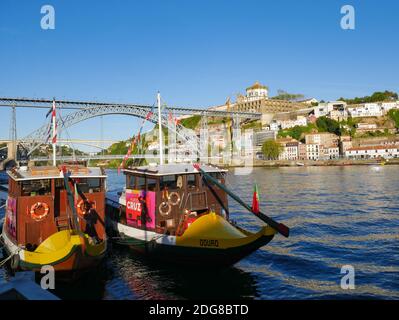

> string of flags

[
  {"left": 45, "top": 99, "right": 57, "bottom": 144},
  {"left": 118, "top": 110, "right": 154, "bottom": 174}
]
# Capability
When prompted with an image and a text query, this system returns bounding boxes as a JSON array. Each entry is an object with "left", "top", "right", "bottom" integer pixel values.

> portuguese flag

[{"left": 252, "top": 183, "right": 260, "bottom": 214}]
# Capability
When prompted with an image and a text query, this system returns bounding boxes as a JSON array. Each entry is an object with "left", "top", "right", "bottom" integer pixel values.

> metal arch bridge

[
  {"left": 0, "top": 97, "right": 260, "bottom": 118},
  {"left": 30, "top": 154, "right": 160, "bottom": 162},
  {"left": 0, "top": 139, "right": 118, "bottom": 150},
  {"left": 0, "top": 97, "right": 261, "bottom": 157}
]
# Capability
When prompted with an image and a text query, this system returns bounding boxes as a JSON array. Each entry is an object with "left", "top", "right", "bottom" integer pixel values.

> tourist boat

[
  {"left": 0, "top": 163, "right": 107, "bottom": 273},
  {"left": 106, "top": 92, "right": 289, "bottom": 266},
  {"left": 106, "top": 163, "right": 289, "bottom": 266}
]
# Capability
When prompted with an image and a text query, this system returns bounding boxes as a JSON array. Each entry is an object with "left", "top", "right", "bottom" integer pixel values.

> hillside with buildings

[
  {"left": 198, "top": 82, "right": 399, "bottom": 162},
  {"left": 100, "top": 82, "right": 399, "bottom": 166}
]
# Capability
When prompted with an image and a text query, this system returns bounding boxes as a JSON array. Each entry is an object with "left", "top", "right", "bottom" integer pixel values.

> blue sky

[{"left": 0, "top": 0, "right": 398, "bottom": 147}]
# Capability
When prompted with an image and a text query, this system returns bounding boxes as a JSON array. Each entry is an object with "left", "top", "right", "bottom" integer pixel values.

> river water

[{"left": 1, "top": 166, "right": 398, "bottom": 299}]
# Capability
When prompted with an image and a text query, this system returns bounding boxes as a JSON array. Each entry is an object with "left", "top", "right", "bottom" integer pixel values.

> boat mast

[
  {"left": 52, "top": 98, "right": 57, "bottom": 167},
  {"left": 157, "top": 91, "right": 164, "bottom": 165}
]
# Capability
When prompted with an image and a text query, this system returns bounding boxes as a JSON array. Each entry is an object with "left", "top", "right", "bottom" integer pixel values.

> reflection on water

[
  {"left": 1, "top": 166, "right": 399, "bottom": 299},
  {"left": 105, "top": 246, "right": 259, "bottom": 300}
]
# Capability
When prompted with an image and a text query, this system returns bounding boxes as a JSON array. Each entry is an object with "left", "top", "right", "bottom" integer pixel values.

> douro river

[{"left": 1, "top": 166, "right": 398, "bottom": 299}]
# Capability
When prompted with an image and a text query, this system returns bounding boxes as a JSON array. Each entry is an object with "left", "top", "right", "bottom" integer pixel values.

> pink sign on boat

[{"left": 125, "top": 190, "right": 155, "bottom": 229}]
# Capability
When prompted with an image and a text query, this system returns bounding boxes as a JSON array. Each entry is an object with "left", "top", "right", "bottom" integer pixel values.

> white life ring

[
  {"left": 168, "top": 192, "right": 181, "bottom": 206},
  {"left": 159, "top": 201, "right": 171, "bottom": 217}
]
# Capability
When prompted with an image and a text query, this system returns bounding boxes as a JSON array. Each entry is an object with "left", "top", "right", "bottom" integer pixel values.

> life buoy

[
  {"left": 159, "top": 201, "right": 171, "bottom": 217},
  {"left": 77, "top": 200, "right": 96, "bottom": 217},
  {"left": 168, "top": 192, "right": 181, "bottom": 206},
  {"left": 30, "top": 202, "right": 49, "bottom": 221}
]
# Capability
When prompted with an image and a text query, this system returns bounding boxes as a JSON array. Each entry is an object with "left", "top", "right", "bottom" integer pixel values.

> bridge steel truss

[
  {"left": 0, "top": 97, "right": 261, "bottom": 158},
  {"left": 0, "top": 97, "right": 261, "bottom": 118}
]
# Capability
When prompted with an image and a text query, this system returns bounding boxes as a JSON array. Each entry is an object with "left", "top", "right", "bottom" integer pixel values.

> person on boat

[
  {"left": 82, "top": 201, "right": 100, "bottom": 244},
  {"left": 138, "top": 194, "right": 151, "bottom": 228}
]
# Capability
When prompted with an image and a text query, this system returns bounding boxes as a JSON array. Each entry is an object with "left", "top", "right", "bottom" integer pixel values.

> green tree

[
  {"left": 271, "top": 90, "right": 304, "bottom": 101},
  {"left": 316, "top": 116, "right": 342, "bottom": 136},
  {"left": 388, "top": 109, "right": 399, "bottom": 129},
  {"left": 180, "top": 115, "right": 201, "bottom": 129},
  {"left": 278, "top": 123, "right": 317, "bottom": 141},
  {"left": 261, "top": 140, "right": 283, "bottom": 160},
  {"left": 339, "top": 90, "right": 398, "bottom": 105}
]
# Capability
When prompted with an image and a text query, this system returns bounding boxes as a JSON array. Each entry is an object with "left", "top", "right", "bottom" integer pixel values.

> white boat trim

[{"left": 113, "top": 221, "right": 176, "bottom": 246}]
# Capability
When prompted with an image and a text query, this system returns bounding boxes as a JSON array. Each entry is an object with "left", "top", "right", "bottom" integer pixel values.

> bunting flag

[
  {"left": 117, "top": 110, "right": 153, "bottom": 174},
  {"left": 44, "top": 123, "right": 52, "bottom": 143},
  {"left": 45, "top": 104, "right": 53, "bottom": 118},
  {"left": 252, "top": 183, "right": 260, "bottom": 214},
  {"left": 74, "top": 182, "right": 79, "bottom": 207},
  {"left": 51, "top": 99, "right": 57, "bottom": 144}
]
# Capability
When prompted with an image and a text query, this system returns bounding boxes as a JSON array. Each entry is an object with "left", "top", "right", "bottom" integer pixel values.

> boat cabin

[
  {"left": 120, "top": 164, "right": 229, "bottom": 236},
  {"left": 5, "top": 165, "right": 107, "bottom": 251}
]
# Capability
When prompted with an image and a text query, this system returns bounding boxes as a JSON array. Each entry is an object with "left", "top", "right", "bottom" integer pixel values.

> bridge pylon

[{"left": 8, "top": 105, "right": 17, "bottom": 160}]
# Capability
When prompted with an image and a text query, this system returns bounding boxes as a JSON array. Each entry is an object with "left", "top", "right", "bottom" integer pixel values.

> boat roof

[
  {"left": 7, "top": 165, "right": 107, "bottom": 181},
  {"left": 123, "top": 163, "right": 227, "bottom": 176}
]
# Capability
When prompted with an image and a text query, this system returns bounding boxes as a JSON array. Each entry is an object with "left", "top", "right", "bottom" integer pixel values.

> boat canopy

[
  {"left": 7, "top": 165, "right": 106, "bottom": 181},
  {"left": 123, "top": 163, "right": 227, "bottom": 177}
]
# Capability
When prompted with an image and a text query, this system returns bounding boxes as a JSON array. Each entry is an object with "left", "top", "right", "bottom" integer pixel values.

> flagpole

[
  {"left": 52, "top": 98, "right": 57, "bottom": 167},
  {"left": 157, "top": 91, "right": 164, "bottom": 165}
]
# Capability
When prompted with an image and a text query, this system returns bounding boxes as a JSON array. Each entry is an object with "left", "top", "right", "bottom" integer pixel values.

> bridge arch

[{"left": 20, "top": 105, "right": 200, "bottom": 157}]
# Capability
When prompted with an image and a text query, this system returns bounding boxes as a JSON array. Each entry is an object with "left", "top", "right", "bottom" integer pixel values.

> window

[
  {"left": 160, "top": 175, "right": 177, "bottom": 190},
  {"left": 187, "top": 174, "right": 196, "bottom": 188},
  {"left": 127, "top": 175, "right": 136, "bottom": 189},
  {"left": 76, "top": 178, "right": 101, "bottom": 193},
  {"left": 21, "top": 179, "right": 51, "bottom": 196},
  {"left": 87, "top": 178, "right": 100, "bottom": 188},
  {"left": 137, "top": 176, "right": 146, "bottom": 190},
  {"left": 147, "top": 178, "right": 157, "bottom": 191}
]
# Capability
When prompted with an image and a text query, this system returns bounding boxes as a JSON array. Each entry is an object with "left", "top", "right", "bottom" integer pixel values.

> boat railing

[{"left": 184, "top": 191, "right": 208, "bottom": 212}]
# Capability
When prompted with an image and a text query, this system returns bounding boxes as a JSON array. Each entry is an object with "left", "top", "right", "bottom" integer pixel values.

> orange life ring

[
  {"left": 77, "top": 199, "right": 96, "bottom": 217},
  {"left": 30, "top": 202, "right": 49, "bottom": 221}
]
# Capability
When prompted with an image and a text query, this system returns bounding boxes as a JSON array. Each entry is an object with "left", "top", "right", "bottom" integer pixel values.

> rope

[
  {"left": 0, "top": 248, "right": 20, "bottom": 269},
  {"left": 57, "top": 109, "right": 77, "bottom": 161},
  {"left": 0, "top": 204, "right": 5, "bottom": 210},
  {"left": 118, "top": 106, "right": 154, "bottom": 173}
]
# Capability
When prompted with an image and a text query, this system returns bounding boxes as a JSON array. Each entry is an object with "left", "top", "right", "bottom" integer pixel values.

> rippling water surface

[{"left": 1, "top": 166, "right": 398, "bottom": 299}]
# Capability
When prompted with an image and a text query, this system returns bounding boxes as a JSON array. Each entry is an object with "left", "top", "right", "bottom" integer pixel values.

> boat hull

[
  {"left": 1, "top": 226, "right": 106, "bottom": 273},
  {"left": 106, "top": 209, "right": 275, "bottom": 267},
  {"left": 117, "top": 231, "right": 274, "bottom": 267}
]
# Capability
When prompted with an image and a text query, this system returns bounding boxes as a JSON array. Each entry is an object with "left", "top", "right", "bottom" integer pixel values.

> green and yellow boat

[
  {"left": 1, "top": 164, "right": 107, "bottom": 274},
  {"left": 106, "top": 163, "right": 289, "bottom": 266}
]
